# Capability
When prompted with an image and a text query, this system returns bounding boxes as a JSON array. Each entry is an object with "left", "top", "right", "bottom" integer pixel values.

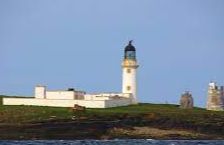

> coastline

[
  {"left": 0, "top": 117, "right": 223, "bottom": 140},
  {"left": 0, "top": 97, "right": 223, "bottom": 140}
]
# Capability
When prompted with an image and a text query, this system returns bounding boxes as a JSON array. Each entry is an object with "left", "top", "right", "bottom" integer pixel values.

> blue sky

[{"left": 0, "top": 0, "right": 224, "bottom": 107}]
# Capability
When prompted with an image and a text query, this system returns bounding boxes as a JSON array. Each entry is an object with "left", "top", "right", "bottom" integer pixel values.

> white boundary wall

[
  {"left": 34, "top": 86, "right": 85, "bottom": 100},
  {"left": 3, "top": 97, "right": 131, "bottom": 108},
  {"left": 84, "top": 93, "right": 131, "bottom": 101},
  {"left": 105, "top": 98, "right": 131, "bottom": 108},
  {"left": 46, "top": 91, "right": 75, "bottom": 100}
]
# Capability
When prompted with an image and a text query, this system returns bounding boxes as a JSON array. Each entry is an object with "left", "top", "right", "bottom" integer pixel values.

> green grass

[
  {"left": 0, "top": 96, "right": 2, "bottom": 105},
  {"left": 83, "top": 103, "right": 224, "bottom": 135},
  {"left": 0, "top": 105, "right": 73, "bottom": 124},
  {"left": 85, "top": 103, "right": 224, "bottom": 122},
  {"left": 0, "top": 96, "right": 73, "bottom": 123},
  {"left": 0, "top": 95, "right": 224, "bottom": 139},
  {"left": 0, "top": 95, "right": 224, "bottom": 131}
]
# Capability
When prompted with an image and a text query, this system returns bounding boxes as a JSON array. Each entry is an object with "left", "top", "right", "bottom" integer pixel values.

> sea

[{"left": 0, "top": 140, "right": 223, "bottom": 145}]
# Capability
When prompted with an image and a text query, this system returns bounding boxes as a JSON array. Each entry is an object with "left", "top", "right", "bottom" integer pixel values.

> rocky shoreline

[
  {"left": 0, "top": 118, "right": 223, "bottom": 140},
  {"left": 0, "top": 101, "right": 223, "bottom": 140}
]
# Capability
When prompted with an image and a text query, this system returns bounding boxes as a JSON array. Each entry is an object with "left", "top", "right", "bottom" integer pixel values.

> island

[{"left": 0, "top": 95, "right": 224, "bottom": 140}]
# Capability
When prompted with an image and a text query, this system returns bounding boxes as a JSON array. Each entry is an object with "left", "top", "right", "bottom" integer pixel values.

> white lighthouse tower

[{"left": 122, "top": 40, "right": 139, "bottom": 104}]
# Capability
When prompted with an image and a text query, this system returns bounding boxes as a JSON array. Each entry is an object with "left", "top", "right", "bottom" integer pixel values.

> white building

[{"left": 3, "top": 41, "right": 139, "bottom": 108}]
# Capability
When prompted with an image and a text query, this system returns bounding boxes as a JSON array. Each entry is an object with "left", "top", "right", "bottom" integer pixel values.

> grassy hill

[
  {"left": 0, "top": 96, "right": 2, "bottom": 105},
  {"left": 0, "top": 95, "right": 73, "bottom": 123},
  {"left": 0, "top": 95, "right": 224, "bottom": 139}
]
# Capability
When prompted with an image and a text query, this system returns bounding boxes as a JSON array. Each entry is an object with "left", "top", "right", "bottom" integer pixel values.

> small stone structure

[
  {"left": 179, "top": 91, "right": 194, "bottom": 109},
  {"left": 207, "top": 82, "right": 224, "bottom": 111}
]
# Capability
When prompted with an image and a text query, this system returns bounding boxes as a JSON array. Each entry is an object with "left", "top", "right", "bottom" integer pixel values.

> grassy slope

[
  {"left": 0, "top": 96, "right": 2, "bottom": 105},
  {"left": 0, "top": 95, "right": 224, "bottom": 138},
  {"left": 0, "top": 95, "right": 224, "bottom": 124},
  {"left": 86, "top": 104, "right": 224, "bottom": 134},
  {"left": 0, "top": 95, "right": 73, "bottom": 123}
]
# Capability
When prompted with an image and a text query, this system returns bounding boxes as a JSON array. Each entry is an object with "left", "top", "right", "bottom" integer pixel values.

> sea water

[{"left": 0, "top": 140, "right": 224, "bottom": 145}]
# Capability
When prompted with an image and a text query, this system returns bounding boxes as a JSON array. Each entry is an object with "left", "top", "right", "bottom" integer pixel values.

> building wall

[
  {"left": 4, "top": 86, "right": 133, "bottom": 108},
  {"left": 84, "top": 93, "right": 131, "bottom": 101},
  {"left": 84, "top": 94, "right": 110, "bottom": 100},
  {"left": 46, "top": 91, "right": 75, "bottom": 100},
  {"left": 105, "top": 98, "right": 131, "bottom": 108},
  {"left": 35, "top": 86, "right": 46, "bottom": 99},
  {"left": 3, "top": 98, "right": 105, "bottom": 108},
  {"left": 74, "top": 91, "right": 85, "bottom": 100},
  {"left": 34, "top": 86, "right": 85, "bottom": 100},
  {"left": 3, "top": 97, "right": 132, "bottom": 108},
  {"left": 122, "top": 68, "right": 137, "bottom": 95},
  {"left": 122, "top": 59, "right": 138, "bottom": 104}
]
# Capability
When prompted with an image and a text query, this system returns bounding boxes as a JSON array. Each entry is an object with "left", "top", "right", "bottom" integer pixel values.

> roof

[{"left": 125, "top": 40, "right": 136, "bottom": 52}]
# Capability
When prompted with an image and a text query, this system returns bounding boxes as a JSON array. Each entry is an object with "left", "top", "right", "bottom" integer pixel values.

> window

[
  {"left": 127, "top": 86, "right": 131, "bottom": 91},
  {"left": 127, "top": 68, "right": 131, "bottom": 73}
]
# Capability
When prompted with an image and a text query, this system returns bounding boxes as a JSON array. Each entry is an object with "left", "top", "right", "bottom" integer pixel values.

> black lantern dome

[
  {"left": 125, "top": 40, "right": 136, "bottom": 52},
  {"left": 124, "top": 40, "right": 136, "bottom": 60}
]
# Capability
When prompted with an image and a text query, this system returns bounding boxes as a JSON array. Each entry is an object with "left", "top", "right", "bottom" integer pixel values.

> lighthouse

[
  {"left": 3, "top": 40, "right": 140, "bottom": 108},
  {"left": 122, "top": 40, "right": 139, "bottom": 104}
]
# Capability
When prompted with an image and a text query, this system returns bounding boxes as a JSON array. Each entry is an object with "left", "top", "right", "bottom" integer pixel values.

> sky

[{"left": 0, "top": 0, "right": 224, "bottom": 107}]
